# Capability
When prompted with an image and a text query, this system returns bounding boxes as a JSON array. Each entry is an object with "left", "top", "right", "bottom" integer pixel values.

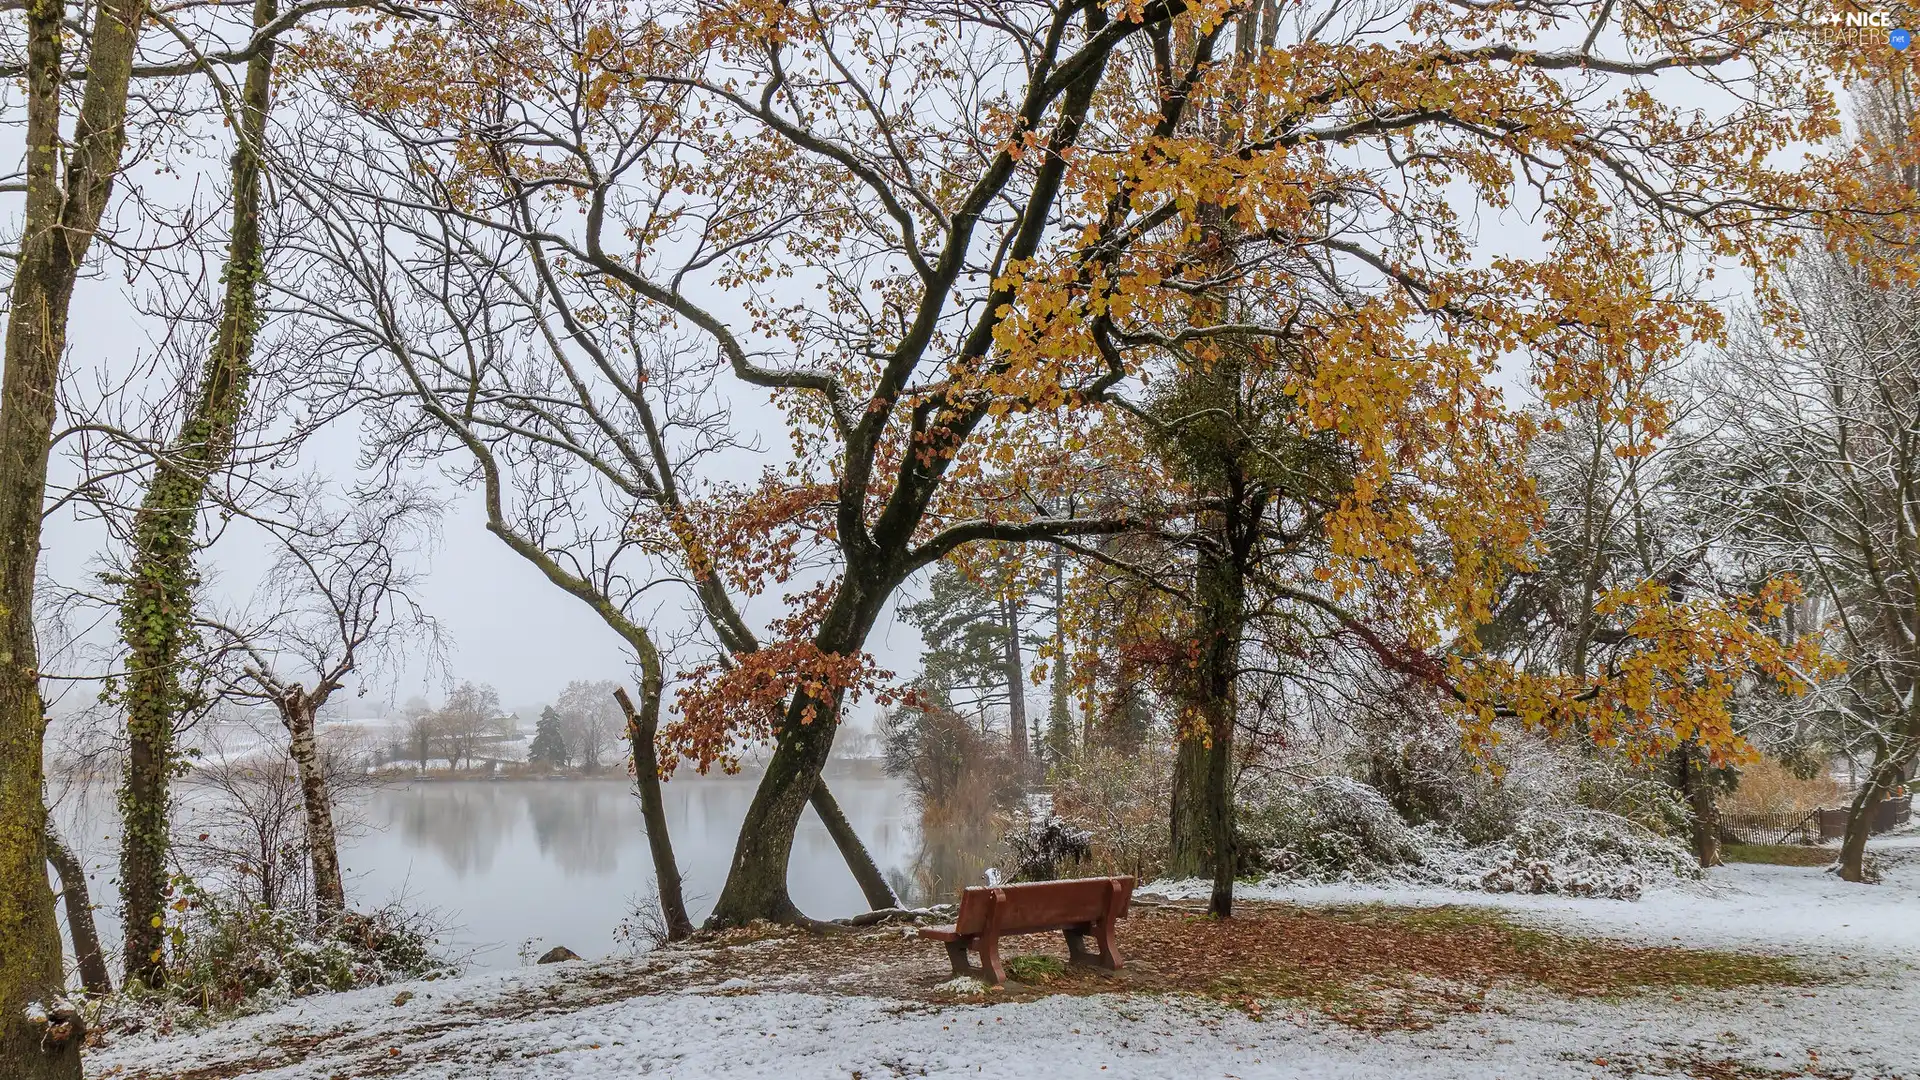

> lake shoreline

[{"left": 361, "top": 757, "right": 891, "bottom": 783}]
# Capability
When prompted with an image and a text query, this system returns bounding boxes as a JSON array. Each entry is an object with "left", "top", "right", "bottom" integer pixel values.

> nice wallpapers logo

[{"left": 1815, "top": 6, "right": 1914, "bottom": 47}]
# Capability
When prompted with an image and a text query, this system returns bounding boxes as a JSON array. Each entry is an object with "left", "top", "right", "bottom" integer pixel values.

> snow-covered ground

[
  {"left": 88, "top": 836, "right": 1920, "bottom": 1080},
  {"left": 1155, "top": 833, "right": 1920, "bottom": 961}
]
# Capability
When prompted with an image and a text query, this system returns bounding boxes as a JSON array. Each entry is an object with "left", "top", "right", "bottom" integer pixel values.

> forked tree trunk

[
  {"left": 707, "top": 582, "right": 893, "bottom": 926},
  {"left": 44, "top": 822, "right": 112, "bottom": 996},
  {"left": 614, "top": 683, "right": 693, "bottom": 941},
  {"left": 117, "top": 0, "right": 278, "bottom": 987},
  {"left": 1839, "top": 754, "right": 1907, "bottom": 882},
  {"left": 283, "top": 696, "right": 346, "bottom": 920},
  {"left": 1, "top": 0, "right": 144, "bottom": 1068}
]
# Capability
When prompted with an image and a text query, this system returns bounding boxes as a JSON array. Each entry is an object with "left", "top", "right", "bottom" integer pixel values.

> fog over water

[{"left": 53, "top": 774, "right": 920, "bottom": 969}]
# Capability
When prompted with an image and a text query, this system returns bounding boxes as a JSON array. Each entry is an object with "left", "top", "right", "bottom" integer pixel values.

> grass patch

[
  {"left": 1723, "top": 843, "right": 1834, "bottom": 867},
  {"left": 1109, "top": 903, "right": 1813, "bottom": 1030},
  {"left": 1003, "top": 955, "right": 1069, "bottom": 984},
  {"left": 1353, "top": 905, "right": 1807, "bottom": 993}
]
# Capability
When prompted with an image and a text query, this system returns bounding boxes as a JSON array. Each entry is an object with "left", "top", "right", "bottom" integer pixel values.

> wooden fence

[{"left": 1721, "top": 795, "right": 1912, "bottom": 845}]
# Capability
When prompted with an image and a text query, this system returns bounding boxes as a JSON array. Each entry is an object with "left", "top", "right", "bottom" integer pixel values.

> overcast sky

[{"left": 23, "top": 25, "right": 1847, "bottom": 733}]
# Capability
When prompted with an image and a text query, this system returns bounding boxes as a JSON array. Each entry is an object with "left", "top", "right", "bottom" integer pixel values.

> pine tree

[
  {"left": 529, "top": 706, "right": 571, "bottom": 769},
  {"left": 902, "top": 560, "right": 1039, "bottom": 756}
]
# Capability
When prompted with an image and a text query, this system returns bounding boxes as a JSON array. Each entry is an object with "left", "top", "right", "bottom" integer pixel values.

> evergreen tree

[
  {"left": 529, "top": 706, "right": 571, "bottom": 769},
  {"left": 902, "top": 559, "right": 1049, "bottom": 760}
]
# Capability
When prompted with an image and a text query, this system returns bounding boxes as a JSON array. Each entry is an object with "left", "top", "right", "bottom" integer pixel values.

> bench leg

[
  {"left": 1092, "top": 916, "right": 1123, "bottom": 971},
  {"left": 977, "top": 931, "right": 1006, "bottom": 987},
  {"left": 1064, "top": 927, "right": 1096, "bottom": 967},
  {"left": 944, "top": 940, "right": 970, "bottom": 978},
  {"left": 1066, "top": 927, "right": 1120, "bottom": 971}
]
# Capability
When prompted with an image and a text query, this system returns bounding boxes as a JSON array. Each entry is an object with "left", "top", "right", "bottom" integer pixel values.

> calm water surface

[{"left": 55, "top": 774, "right": 921, "bottom": 969}]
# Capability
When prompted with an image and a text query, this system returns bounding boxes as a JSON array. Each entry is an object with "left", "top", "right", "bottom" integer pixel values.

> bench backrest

[{"left": 951, "top": 876, "right": 1135, "bottom": 936}]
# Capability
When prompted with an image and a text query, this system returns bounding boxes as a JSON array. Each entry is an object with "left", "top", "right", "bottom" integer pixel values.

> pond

[{"left": 50, "top": 772, "right": 925, "bottom": 969}]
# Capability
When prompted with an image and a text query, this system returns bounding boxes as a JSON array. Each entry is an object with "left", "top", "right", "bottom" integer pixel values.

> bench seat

[{"left": 917, "top": 876, "right": 1134, "bottom": 986}]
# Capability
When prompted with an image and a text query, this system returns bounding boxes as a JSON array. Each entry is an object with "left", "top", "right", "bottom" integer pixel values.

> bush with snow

[
  {"left": 1235, "top": 760, "right": 1700, "bottom": 899},
  {"left": 1006, "top": 815, "right": 1094, "bottom": 881},
  {"left": 1455, "top": 810, "right": 1700, "bottom": 900},
  {"left": 103, "top": 895, "right": 455, "bottom": 1035},
  {"left": 1243, "top": 775, "right": 1430, "bottom": 880}
]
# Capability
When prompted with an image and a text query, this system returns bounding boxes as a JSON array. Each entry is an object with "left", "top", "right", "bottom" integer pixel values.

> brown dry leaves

[{"left": 669, "top": 901, "right": 1810, "bottom": 1033}]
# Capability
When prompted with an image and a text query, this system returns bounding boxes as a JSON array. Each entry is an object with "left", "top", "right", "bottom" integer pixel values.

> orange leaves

[
  {"left": 665, "top": 637, "right": 903, "bottom": 774},
  {"left": 632, "top": 473, "right": 837, "bottom": 598},
  {"left": 1453, "top": 578, "right": 1841, "bottom": 766}
]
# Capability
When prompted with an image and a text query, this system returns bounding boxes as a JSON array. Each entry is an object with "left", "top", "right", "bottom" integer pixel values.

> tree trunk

[
  {"left": 1205, "top": 700, "right": 1237, "bottom": 918},
  {"left": 1194, "top": 537, "right": 1245, "bottom": 918},
  {"left": 284, "top": 696, "right": 346, "bottom": 921},
  {"left": 2, "top": 0, "right": 143, "bottom": 1067},
  {"left": 1001, "top": 593, "right": 1029, "bottom": 763},
  {"left": 705, "top": 704, "right": 839, "bottom": 926},
  {"left": 1674, "top": 746, "right": 1721, "bottom": 869},
  {"left": 1839, "top": 754, "right": 1906, "bottom": 882},
  {"left": 1045, "top": 550, "right": 1074, "bottom": 766},
  {"left": 116, "top": 0, "right": 277, "bottom": 988},
  {"left": 808, "top": 781, "right": 897, "bottom": 911},
  {"left": 707, "top": 582, "right": 889, "bottom": 927},
  {"left": 613, "top": 683, "right": 693, "bottom": 941},
  {"left": 44, "top": 821, "right": 111, "bottom": 996},
  {"left": 1168, "top": 735, "right": 1213, "bottom": 878}
]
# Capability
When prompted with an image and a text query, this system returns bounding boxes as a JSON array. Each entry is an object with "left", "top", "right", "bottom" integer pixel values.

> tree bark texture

[
  {"left": 2, "top": 0, "right": 143, "bottom": 1070},
  {"left": 614, "top": 682, "right": 693, "bottom": 941},
  {"left": 1194, "top": 537, "right": 1246, "bottom": 918},
  {"left": 44, "top": 821, "right": 112, "bottom": 996},
  {"left": 283, "top": 696, "right": 345, "bottom": 920},
  {"left": 1169, "top": 735, "right": 1214, "bottom": 879},
  {"left": 116, "top": 0, "right": 277, "bottom": 987}
]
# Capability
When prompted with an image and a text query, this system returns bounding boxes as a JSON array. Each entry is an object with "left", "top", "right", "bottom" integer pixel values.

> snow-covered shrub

[
  {"left": 1241, "top": 775, "right": 1429, "bottom": 879},
  {"left": 1006, "top": 815, "right": 1094, "bottom": 881},
  {"left": 1235, "top": 767, "right": 1700, "bottom": 899},
  {"left": 1466, "top": 810, "right": 1700, "bottom": 900},
  {"left": 1571, "top": 752, "right": 1692, "bottom": 836},
  {"left": 1049, "top": 745, "right": 1173, "bottom": 881},
  {"left": 105, "top": 894, "right": 454, "bottom": 1033},
  {"left": 1351, "top": 710, "right": 1522, "bottom": 843}
]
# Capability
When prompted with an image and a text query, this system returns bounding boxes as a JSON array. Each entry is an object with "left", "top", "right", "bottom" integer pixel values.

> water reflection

[
  {"left": 53, "top": 774, "right": 925, "bottom": 969},
  {"left": 898, "top": 805, "right": 1006, "bottom": 908},
  {"left": 343, "top": 775, "right": 921, "bottom": 965}
]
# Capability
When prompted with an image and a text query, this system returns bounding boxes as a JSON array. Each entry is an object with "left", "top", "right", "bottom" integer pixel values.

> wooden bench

[{"left": 919, "top": 876, "right": 1134, "bottom": 986}]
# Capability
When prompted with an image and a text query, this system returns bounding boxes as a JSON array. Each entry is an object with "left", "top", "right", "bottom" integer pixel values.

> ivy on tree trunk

[
  {"left": 0, "top": 0, "right": 143, "bottom": 1071},
  {"left": 115, "top": 0, "right": 278, "bottom": 987}
]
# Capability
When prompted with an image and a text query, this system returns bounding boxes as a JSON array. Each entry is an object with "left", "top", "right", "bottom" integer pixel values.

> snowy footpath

[{"left": 89, "top": 837, "right": 1920, "bottom": 1080}]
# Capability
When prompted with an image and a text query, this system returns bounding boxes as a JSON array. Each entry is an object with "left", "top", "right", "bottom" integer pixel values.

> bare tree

[
  {"left": 179, "top": 725, "right": 314, "bottom": 915},
  {"left": 277, "top": 137, "right": 902, "bottom": 913},
  {"left": 613, "top": 685, "right": 692, "bottom": 941},
  {"left": 1707, "top": 248, "right": 1920, "bottom": 881},
  {"left": 215, "top": 486, "right": 440, "bottom": 919},
  {"left": 556, "top": 680, "right": 623, "bottom": 772},
  {"left": 435, "top": 682, "right": 503, "bottom": 772},
  {"left": 400, "top": 697, "right": 443, "bottom": 771}
]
